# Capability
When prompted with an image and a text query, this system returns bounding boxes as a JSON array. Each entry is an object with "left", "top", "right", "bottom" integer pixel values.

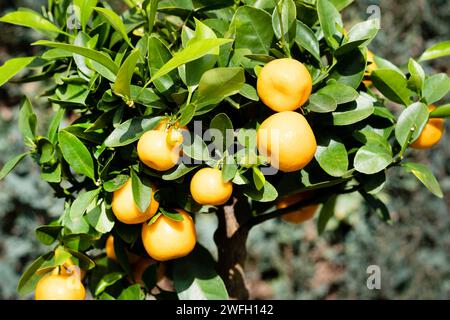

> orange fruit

[
  {"left": 35, "top": 272, "right": 85, "bottom": 300},
  {"left": 363, "top": 50, "right": 377, "bottom": 87},
  {"left": 105, "top": 235, "right": 117, "bottom": 261},
  {"left": 155, "top": 119, "right": 187, "bottom": 147},
  {"left": 257, "top": 111, "right": 317, "bottom": 172},
  {"left": 411, "top": 105, "right": 445, "bottom": 149},
  {"left": 141, "top": 209, "right": 196, "bottom": 261},
  {"left": 61, "top": 258, "right": 86, "bottom": 280},
  {"left": 111, "top": 178, "right": 159, "bottom": 224},
  {"left": 276, "top": 192, "right": 319, "bottom": 224},
  {"left": 190, "top": 167, "right": 233, "bottom": 205},
  {"left": 257, "top": 58, "right": 312, "bottom": 112},
  {"left": 137, "top": 130, "right": 181, "bottom": 171}
]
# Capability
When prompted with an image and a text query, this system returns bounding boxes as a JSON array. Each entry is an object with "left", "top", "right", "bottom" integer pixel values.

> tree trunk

[{"left": 214, "top": 196, "right": 251, "bottom": 300}]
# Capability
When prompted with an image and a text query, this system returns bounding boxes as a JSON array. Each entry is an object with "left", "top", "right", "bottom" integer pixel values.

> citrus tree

[{"left": 0, "top": 0, "right": 449, "bottom": 300}]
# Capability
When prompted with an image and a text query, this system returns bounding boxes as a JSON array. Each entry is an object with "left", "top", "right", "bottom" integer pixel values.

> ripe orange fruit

[
  {"left": 155, "top": 119, "right": 187, "bottom": 146},
  {"left": 257, "top": 111, "right": 317, "bottom": 172},
  {"left": 257, "top": 58, "right": 312, "bottom": 112},
  {"left": 137, "top": 130, "right": 181, "bottom": 171},
  {"left": 141, "top": 209, "right": 196, "bottom": 261},
  {"left": 61, "top": 258, "right": 86, "bottom": 280},
  {"left": 363, "top": 50, "right": 377, "bottom": 87},
  {"left": 411, "top": 105, "right": 445, "bottom": 149},
  {"left": 190, "top": 168, "right": 233, "bottom": 205},
  {"left": 105, "top": 235, "right": 117, "bottom": 261},
  {"left": 35, "top": 271, "right": 85, "bottom": 300},
  {"left": 276, "top": 192, "right": 319, "bottom": 224},
  {"left": 111, "top": 178, "right": 159, "bottom": 224}
]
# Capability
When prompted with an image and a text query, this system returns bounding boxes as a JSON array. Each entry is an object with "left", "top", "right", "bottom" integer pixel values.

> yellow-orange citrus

[
  {"left": 105, "top": 235, "right": 117, "bottom": 261},
  {"left": 276, "top": 192, "right": 319, "bottom": 224},
  {"left": 111, "top": 178, "right": 159, "bottom": 224},
  {"left": 35, "top": 273, "right": 85, "bottom": 300},
  {"left": 155, "top": 119, "right": 187, "bottom": 147},
  {"left": 363, "top": 50, "right": 377, "bottom": 87},
  {"left": 411, "top": 105, "right": 445, "bottom": 149},
  {"left": 257, "top": 111, "right": 317, "bottom": 172},
  {"left": 257, "top": 58, "right": 312, "bottom": 112},
  {"left": 61, "top": 258, "right": 86, "bottom": 280},
  {"left": 190, "top": 168, "right": 233, "bottom": 206},
  {"left": 141, "top": 209, "right": 196, "bottom": 261},
  {"left": 137, "top": 130, "right": 181, "bottom": 171}
]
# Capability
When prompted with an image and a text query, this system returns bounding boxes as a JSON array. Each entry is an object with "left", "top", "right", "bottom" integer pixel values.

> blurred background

[{"left": 0, "top": 0, "right": 449, "bottom": 299}]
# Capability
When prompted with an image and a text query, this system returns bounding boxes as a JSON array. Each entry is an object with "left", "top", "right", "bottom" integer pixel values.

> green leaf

[
  {"left": 308, "top": 93, "right": 337, "bottom": 113},
  {"left": 160, "top": 208, "right": 184, "bottom": 222},
  {"left": 131, "top": 169, "right": 153, "bottom": 213},
  {"left": 408, "top": 58, "right": 425, "bottom": 93},
  {"left": 196, "top": 67, "right": 245, "bottom": 107},
  {"left": 395, "top": 102, "right": 429, "bottom": 147},
  {"left": 147, "top": 36, "right": 174, "bottom": 93},
  {"left": 346, "top": 18, "right": 379, "bottom": 45},
  {"left": 402, "top": 162, "right": 443, "bottom": 198},
  {"left": 94, "top": 7, "right": 132, "bottom": 47},
  {"left": 272, "top": 0, "right": 296, "bottom": 47},
  {"left": 210, "top": 113, "right": 234, "bottom": 153},
  {"left": 17, "top": 252, "right": 53, "bottom": 297},
  {"left": 35, "top": 225, "right": 62, "bottom": 245},
  {"left": 62, "top": 233, "right": 95, "bottom": 251},
  {"left": 182, "top": 134, "right": 211, "bottom": 162},
  {"left": 332, "top": 93, "right": 374, "bottom": 126},
  {"left": 359, "top": 191, "right": 391, "bottom": 222},
  {"left": 372, "top": 55, "right": 404, "bottom": 75},
  {"left": 423, "top": 73, "right": 450, "bottom": 105},
  {"left": 315, "top": 137, "right": 348, "bottom": 177},
  {"left": 47, "top": 108, "right": 65, "bottom": 144},
  {"left": 113, "top": 48, "right": 140, "bottom": 102},
  {"left": 0, "top": 10, "right": 69, "bottom": 36},
  {"left": 243, "top": 180, "right": 278, "bottom": 202},
  {"left": 0, "top": 57, "right": 35, "bottom": 87},
  {"left": 178, "top": 104, "right": 196, "bottom": 126},
  {"left": 95, "top": 272, "right": 125, "bottom": 296},
  {"left": 430, "top": 104, "right": 450, "bottom": 118},
  {"left": 104, "top": 116, "right": 163, "bottom": 147},
  {"left": 329, "top": 0, "right": 354, "bottom": 10},
  {"left": 86, "top": 201, "right": 115, "bottom": 233},
  {"left": 317, "top": 0, "right": 342, "bottom": 49},
  {"left": 317, "top": 195, "right": 337, "bottom": 234},
  {"left": 252, "top": 167, "right": 265, "bottom": 191},
  {"left": 73, "top": 0, "right": 97, "bottom": 30},
  {"left": 371, "top": 69, "right": 412, "bottom": 106},
  {"left": 239, "top": 83, "right": 259, "bottom": 101},
  {"left": 329, "top": 49, "right": 365, "bottom": 88},
  {"left": 104, "top": 174, "right": 129, "bottom": 192},
  {"left": 222, "top": 156, "right": 238, "bottom": 182},
  {"left": 295, "top": 21, "right": 320, "bottom": 62},
  {"left": 65, "top": 248, "right": 96, "bottom": 270},
  {"left": 174, "top": 245, "right": 228, "bottom": 300},
  {"left": 0, "top": 153, "right": 28, "bottom": 181},
  {"left": 33, "top": 40, "right": 118, "bottom": 74},
  {"left": 354, "top": 140, "right": 393, "bottom": 175},
  {"left": 230, "top": 6, "right": 274, "bottom": 54},
  {"left": 70, "top": 188, "right": 101, "bottom": 220},
  {"left": 58, "top": 130, "right": 95, "bottom": 179},
  {"left": 118, "top": 284, "right": 145, "bottom": 300},
  {"left": 148, "top": 39, "right": 233, "bottom": 84},
  {"left": 162, "top": 163, "right": 198, "bottom": 181},
  {"left": 41, "top": 163, "right": 62, "bottom": 183},
  {"left": 18, "top": 97, "right": 37, "bottom": 143},
  {"left": 419, "top": 41, "right": 450, "bottom": 61},
  {"left": 318, "top": 83, "right": 359, "bottom": 105}
]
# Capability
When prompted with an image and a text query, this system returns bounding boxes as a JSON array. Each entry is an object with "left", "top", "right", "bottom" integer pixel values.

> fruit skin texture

[
  {"left": 137, "top": 130, "right": 181, "bottom": 171},
  {"left": 190, "top": 168, "right": 233, "bottom": 205},
  {"left": 257, "top": 58, "right": 312, "bottom": 112},
  {"left": 411, "top": 105, "right": 445, "bottom": 149},
  {"left": 276, "top": 192, "right": 319, "bottom": 224},
  {"left": 141, "top": 209, "right": 196, "bottom": 261},
  {"left": 363, "top": 50, "right": 377, "bottom": 87},
  {"left": 35, "top": 273, "right": 85, "bottom": 300},
  {"left": 112, "top": 179, "right": 159, "bottom": 224},
  {"left": 257, "top": 111, "right": 317, "bottom": 172}
]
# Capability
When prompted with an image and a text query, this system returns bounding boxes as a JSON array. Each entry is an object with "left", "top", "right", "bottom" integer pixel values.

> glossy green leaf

[
  {"left": 174, "top": 245, "right": 228, "bottom": 300},
  {"left": 354, "top": 140, "right": 392, "bottom": 175},
  {"left": 113, "top": 48, "right": 140, "bottom": 102},
  {"left": 70, "top": 188, "right": 101, "bottom": 220},
  {"left": 0, "top": 153, "right": 28, "bottom": 181},
  {"left": 0, "top": 57, "right": 35, "bottom": 87},
  {"left": 104, "top": 116, "right": 163, "bottom": 147},
  {"left": 35, "top": 225, "right": 62, "bottom": 245},
  {"left": 430, "top": 104, "right": 450, "bottom": 118},
  {"left": 59, "top": 130, "right": 95, "bottom": 179},
  {"left": 371, "top": 69, "right": 412, "bottom": 106},
  {"left": 0, "top": 10, "right": 69, "bottom": 36},
  {"left": 332, "top": 93, "right": 374, "bottom": 126},
  {"left": 94, "top": 7, "right": 132, "bottom": 47},
  {"left": 243, "top": 180, "right": 278, "bottom": 202},
  {"left": 272, "top": 0, "right": 296, "bottom": 47},
  {"left": 317, "top": 195, "right": 337, "bottom": 234},
  {"left": 423, "top": 73, "right": 450, "bottom": 105},
  {"left": 162, "top": 163, "right": 198, "bottom": 181},
  {"left": 402, "top": 162, "right": 443, "bottom": 198},
  {"left": 118, "top": 284, "right": 145, "bottom": 300},
  {"left": 104, "top": 175, "right": 129, "bottom": 192},
  {"left": 131, "top": 169, "right": 152, "bottom": 213},
  {"left": 317, "top": 0, "right": 342, "bottom": 49},
  {"left": 308, "top": 93, "right": 337, "bottom": 113},
  {"left": 395, "top": 102, "right": 429, "bottom": 147},
  {"left": 94, "top": 272, "right": 124, "bottom": 296},
  {"left": 17, "top": 252, "right": 53, "bottom": 297},
  {"left": 86, "top": 201, "right": 115, "bottom": 233},
  {"left": 18, "top": 97, "right": 37, "bottom": 143},
  {"left": 295, "top": 21, "right": 320, "bottom": 62},
  {"left": 318, "top": 83, "right": 359, "bottom": 105},
  {"left": 315, "top": 137, "right": 348, "bottom": 177},
  {"left": 148, "top": 36, "right": 174, "bottom": 93},
  {"left": 210, "top": 113, "right": 234, "bottom": 153},
  {"left": 408, "top": 58, "right": 425, "bottom": 93},
  {"left": 419, "top": 41, "right": 450, "bottom": 62},
  {"left": 33, "top": 40, "right": 118, "bottom": 74}
]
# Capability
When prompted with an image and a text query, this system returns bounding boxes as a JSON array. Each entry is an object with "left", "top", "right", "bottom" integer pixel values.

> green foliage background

[{"left": 0, "top": 0, "right": 449, "bottom": 299}]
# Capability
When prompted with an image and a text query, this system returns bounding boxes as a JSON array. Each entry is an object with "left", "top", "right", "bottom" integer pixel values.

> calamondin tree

[{"left": 0, "top": 0, "right": 449, "bottom": 300}]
